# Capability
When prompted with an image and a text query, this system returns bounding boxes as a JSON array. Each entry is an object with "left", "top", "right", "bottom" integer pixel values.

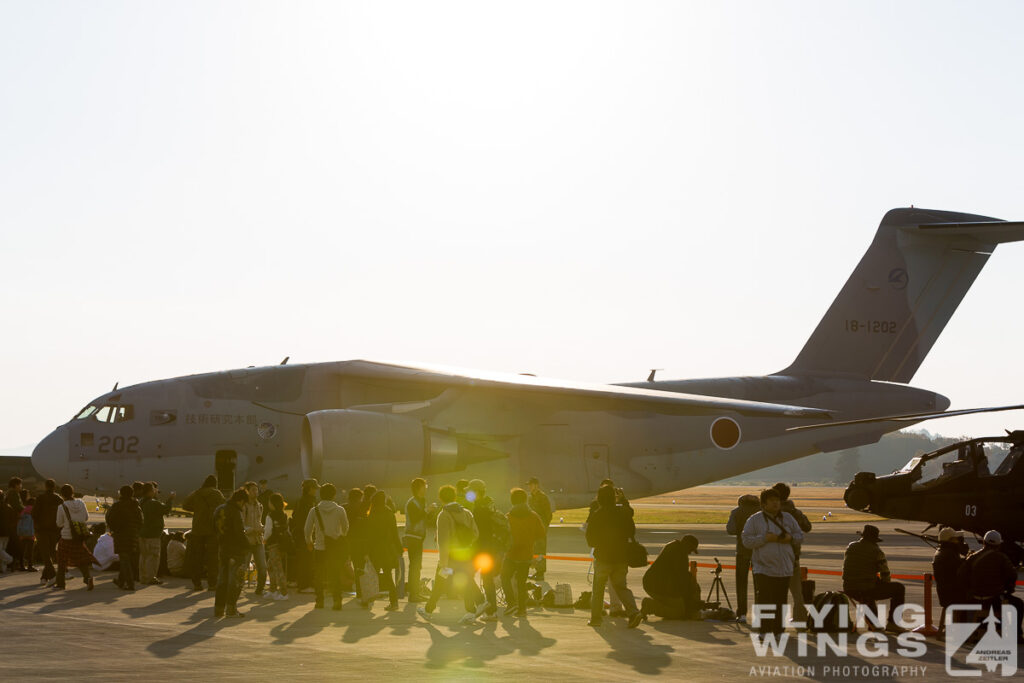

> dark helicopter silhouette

[{"left": 844, "top": 430, "right": 1024, "bottom": 564}]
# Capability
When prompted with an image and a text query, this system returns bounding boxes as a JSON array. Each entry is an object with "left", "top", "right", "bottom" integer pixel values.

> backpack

[
  {"left": 449, "top": 510, "right": 477, "bottom": 548},
  {"left": 17, "top": 511, "right": 34, "bottom": 538},
  {"left": 808, "top": 591, "right": 856, "bottom": 633},
  {"left": 489, "top": 509, "right": 511, "bottom": 551}
]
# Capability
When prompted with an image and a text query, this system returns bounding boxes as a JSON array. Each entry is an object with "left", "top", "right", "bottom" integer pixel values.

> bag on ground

[{"left": 360, "top": 559, "right": 380, "bottom": 603}]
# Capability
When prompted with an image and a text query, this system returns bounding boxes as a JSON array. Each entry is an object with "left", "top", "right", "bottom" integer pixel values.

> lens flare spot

[{"left": 474, "top": 552, "right": 494, "bottom": 574}]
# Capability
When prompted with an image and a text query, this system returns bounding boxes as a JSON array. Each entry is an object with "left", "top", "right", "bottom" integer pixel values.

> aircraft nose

[{"left": 32, "top": 427, "right": 69, "bottom": 481}]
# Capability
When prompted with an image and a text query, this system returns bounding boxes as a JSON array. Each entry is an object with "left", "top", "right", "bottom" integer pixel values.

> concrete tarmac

[{"left": 1, "top": 519, "right": 1020, "bottom": 682}]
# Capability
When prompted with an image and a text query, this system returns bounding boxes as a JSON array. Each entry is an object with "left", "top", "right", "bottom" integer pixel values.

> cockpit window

[
  {"left": 75, "top": 404, "right": 98, "bottom": 420},
  {"left": 983, "top": 446, "right": 1021, "bottom": 477},
  {"left": 913, "top": 449, "right": 972, "bottom": 489},
  {"left": 81, "top": 404, "right": 135, "bottom": 423}
]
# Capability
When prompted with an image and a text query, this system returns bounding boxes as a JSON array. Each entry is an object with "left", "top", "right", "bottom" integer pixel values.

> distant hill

[{"left": 717, "top": 430, "right": 966, "bottom": 486}]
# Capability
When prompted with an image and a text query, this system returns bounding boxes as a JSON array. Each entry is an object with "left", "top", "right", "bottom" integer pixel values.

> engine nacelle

[
  {"left": 301, "top": 410, "right": 423, "bottom": 487},
  {"left": 301, "top": 410, "right": 511, "bottom": 488}
]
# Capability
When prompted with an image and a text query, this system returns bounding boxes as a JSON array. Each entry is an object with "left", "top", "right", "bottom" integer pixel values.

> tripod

[{"left": 705, "top": 558, "right": 734, "bottom": 611}]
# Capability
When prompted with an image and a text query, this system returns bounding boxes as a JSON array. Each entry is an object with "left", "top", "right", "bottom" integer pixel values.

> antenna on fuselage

[
  {"left": 280, "top": 356, "right": 289, "bottom": 365},
  {"left": 647, "top": 369, "right": 662, "bottom": 382},
  {"left": 112, "top": 382, "right": 118, "bottom": 391}
]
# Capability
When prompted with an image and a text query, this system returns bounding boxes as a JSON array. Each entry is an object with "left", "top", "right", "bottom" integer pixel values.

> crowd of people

[
  {"left": 1, "top": 473, "right": 1020, "bottom": 644},
  {"left": 725, "top": 482, "right": 1023, "bottom": 642}
]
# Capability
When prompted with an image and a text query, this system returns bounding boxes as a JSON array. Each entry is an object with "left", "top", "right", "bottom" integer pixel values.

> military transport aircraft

[{"left": 30, "top": 208, "right": 1024, "bottom": 507}]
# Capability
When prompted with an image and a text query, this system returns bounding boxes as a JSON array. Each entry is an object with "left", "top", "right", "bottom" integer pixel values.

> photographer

[
  {"left": 629, "top": 534, "right": 701, "bottom": 628},
  {"left": 742, "top": 488, "right": 803, "bottom": 634}
]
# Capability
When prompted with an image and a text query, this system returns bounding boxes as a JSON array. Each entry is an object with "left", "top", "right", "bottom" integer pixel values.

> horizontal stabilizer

[{"left": 786, "top": 403, "right": 1024, "bottom": 432}]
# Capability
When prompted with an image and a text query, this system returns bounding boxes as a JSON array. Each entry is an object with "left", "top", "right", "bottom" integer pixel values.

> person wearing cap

[
  {"left": 932, "top": 527, "right": 969, "bottom": 624},
  {"left": 630, "top": 534, "right": 701, "bottom": 627},
  {"left": 773, "top": 483, "right": 812, "bottom": 625},
  {"left": 527, "top": 477, "right": 553, "bottom": 581},
  {"left": 742, "top": 488, "right": 804, "bottom": 634},
  {"left": 842, "top": 524, "right": 905, "bottom": 632},
  {"left": 958, "top": 530, "right": 1023, "bottom": 643}
]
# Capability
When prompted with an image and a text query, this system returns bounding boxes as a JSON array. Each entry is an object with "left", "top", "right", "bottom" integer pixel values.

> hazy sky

[{"left": 2, "top": 2, "right": 1024, "bottom": 452}]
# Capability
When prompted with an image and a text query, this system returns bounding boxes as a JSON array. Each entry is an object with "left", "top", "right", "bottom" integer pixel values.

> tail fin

[{"left": 781, "top": 208, "right": 1024, "bottom": 383}]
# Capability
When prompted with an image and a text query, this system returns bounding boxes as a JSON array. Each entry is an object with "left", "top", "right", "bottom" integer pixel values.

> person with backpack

[
  {"left": 404, "top": 478, "right": 428, "bottom": 602},
  {"left": 55, "top": 484, "right": 95, "bottom": 590},
  {"left": 32, "top": 478, "right": 63, "bottom": 585},
  {"left": 418, "top": 484, "right": 484, "bottom": 624},
  {"left": 773, "top": 483, "right": 812, "bottom": 624},
  {"left": 742, "top": 488, "right": 803, "bottom": 634},
  {"left": 468, "top": 479, "right": 506, "bottom": 622},
  {"left": 585, "top": 484, "right": 641, "bottom": 628},
  {"left": 106, "top": 485, "right": 143, "bottom": 591},
  {"left": 304, "top": 483, "right": 349, "bottom": 611},
  {"left": 262, "top": 492, "right": 292, "bottom": 600},
  {"left": 502, "top": 487, "right": 545, "bottom": 617},
  {"left": 182, "top": 475, "right": 225, "bottom": 591},
  {"left": 726, "top": 493, "right": 761, "bottom": 623},
  {"left": 17, "top": 495, "right": 36, "bottom": 572}
]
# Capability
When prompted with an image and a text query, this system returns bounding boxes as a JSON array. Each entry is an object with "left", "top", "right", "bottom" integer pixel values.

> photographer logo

[{"left": 945, "top": 606, "right": 1017, "bottom": 677}]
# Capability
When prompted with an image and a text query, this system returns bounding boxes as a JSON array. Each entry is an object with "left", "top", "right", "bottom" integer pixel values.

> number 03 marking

[{"left": 965, "top": 504, "right": 977, "bottom": 517}]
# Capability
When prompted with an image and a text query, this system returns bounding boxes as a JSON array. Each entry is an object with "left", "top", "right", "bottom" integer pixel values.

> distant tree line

[{"left": 718, "top": 430, "right": 972, "bottom": 486}]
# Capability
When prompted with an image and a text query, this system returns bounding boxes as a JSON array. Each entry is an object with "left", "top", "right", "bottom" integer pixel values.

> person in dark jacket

[
  {"left": 842, "top": 524, "right": 905, "bottom": 632},
  {"left": 32, "top": 478, "right": 63, "bottom": 585},
  {"left": 366, "top": 490, "right": 403, "bottom": 610},
  {"left": 5, "top": 478, "right": 24, "bottom": 571},
  {"left": 214, "top": 488, "right": 250, "bottom": 618},
  {"left": 290, "top": 478, "right": 319, "bottom": 593},
  {"left": 182, "top": 475, "right": 226, "bottom": 591},
  {"left": 469, "top": 479, "right": 501, "bottom": 620},
  {"left": 140, "top": 482, "right": 175, "bottom": 585},
  {"left": 585, "top": 484, "right": 640, "bottom": 627},
  {"left": 527, "top": 477, "right": 553, "bottom": 580},
  {"left": 404, "top": 478, "right": 428, "bottom": 602},
  {"left": 106, "top": 485, "right": 143, "bottom": 591},
  {"left": 773, "top": 483, "right": 812, "bottom": 623},
  {"left": 932, "top": 527, "right": 969, "bottom": 625},
  {"left": 726, "top": 494, "right": 760, "bottom": 622},
  {"left": 631, "top": 534, "right": 701, "bottom": 627},
  {"left": 502, "top": 487, "right": 545, "bottom": 617},
  {"left": 344, "top": 487, "right": 368, "bottom": 597},
  {"left": 958, "top": 530, "right": 1023, "bottom": 643}
]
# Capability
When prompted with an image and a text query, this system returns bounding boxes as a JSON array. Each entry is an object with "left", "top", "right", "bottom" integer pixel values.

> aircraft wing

[{"left": 342, "top": 360, "right": 830, "bottom": 419}]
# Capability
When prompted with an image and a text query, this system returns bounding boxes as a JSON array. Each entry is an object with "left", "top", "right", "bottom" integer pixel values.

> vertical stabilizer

[{"left": 782, "top": 208, "right": 1024, "bottom": 383}]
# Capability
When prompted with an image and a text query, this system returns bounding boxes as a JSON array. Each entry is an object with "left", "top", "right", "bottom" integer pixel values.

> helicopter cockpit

[{"left": 908, "top": 438, "right": 1020, "bottom": 490}]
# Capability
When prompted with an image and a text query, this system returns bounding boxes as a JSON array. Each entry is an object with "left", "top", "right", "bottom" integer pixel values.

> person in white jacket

[
  {"left": 741, "top": 488, "right": 803, "bottom": 634},
  {"left": 54, "top": 484, "right": 95, "bottom": 590},
  {"left": 304, "top": 483, "right": 349, "bottom": 610}
]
